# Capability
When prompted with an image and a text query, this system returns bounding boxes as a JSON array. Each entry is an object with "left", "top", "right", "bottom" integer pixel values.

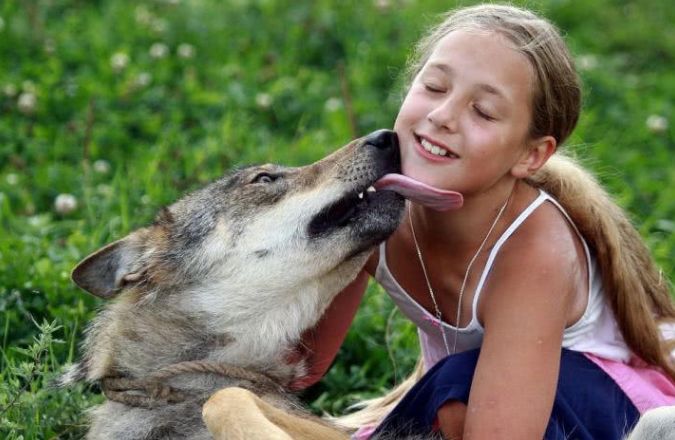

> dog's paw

[{"left": 203, "top": 387, "right": 293, "bottom": 440}]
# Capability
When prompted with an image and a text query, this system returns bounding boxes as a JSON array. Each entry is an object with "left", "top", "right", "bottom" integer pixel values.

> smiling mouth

[{"left": 416, "top": 135, "right": 459, "bottom": 159}]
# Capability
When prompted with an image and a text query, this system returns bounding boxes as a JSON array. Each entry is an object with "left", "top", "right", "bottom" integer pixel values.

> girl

[{"left": 291, "top": 4, "right": 675, "bottom": 439}]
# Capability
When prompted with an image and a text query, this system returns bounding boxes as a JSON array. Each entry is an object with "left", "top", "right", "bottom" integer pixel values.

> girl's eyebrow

[{"left": 427, "top": 62, "right": 507, "bottom": 100}]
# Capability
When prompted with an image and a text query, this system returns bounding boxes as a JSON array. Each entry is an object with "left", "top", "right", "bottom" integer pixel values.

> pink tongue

[{"left": 374, "top": 173, "right": 463, "bottom": 211}]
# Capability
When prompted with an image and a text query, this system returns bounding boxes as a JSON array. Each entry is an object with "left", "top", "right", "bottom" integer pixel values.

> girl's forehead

[
  {"left": 428, "top": 30, "right": 527, "bottom": 69},
  {"left": 424, "top": 30, "right": 535, "bottom": 103}
]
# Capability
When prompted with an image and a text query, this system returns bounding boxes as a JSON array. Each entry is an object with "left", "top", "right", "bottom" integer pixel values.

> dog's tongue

[{"left": 374, "top": 174, "right": 463, "bottom": 211}]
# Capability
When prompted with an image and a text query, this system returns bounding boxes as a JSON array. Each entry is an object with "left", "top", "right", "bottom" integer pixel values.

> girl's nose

[{"left": 427, "top": 97, "right": 459, "bottom": 132}]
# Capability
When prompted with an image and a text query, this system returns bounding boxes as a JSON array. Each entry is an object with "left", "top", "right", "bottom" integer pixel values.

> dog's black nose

[{"left": 363, "top": 129, "right": 399, "bottom": 151}]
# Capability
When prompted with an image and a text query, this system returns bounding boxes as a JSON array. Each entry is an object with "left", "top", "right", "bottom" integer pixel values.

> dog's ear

[{"left": 72, "top": 232, "right": 148, "bottom": 299}]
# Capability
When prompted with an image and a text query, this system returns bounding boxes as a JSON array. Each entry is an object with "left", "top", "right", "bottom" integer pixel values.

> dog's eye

[{"left": 251, "top": 173, "right": 276, "bottom": 184}]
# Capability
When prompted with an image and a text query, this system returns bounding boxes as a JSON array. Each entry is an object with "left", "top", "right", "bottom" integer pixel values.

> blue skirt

[{"left": 372, "top": 348, "right": 639, "bottom": 439}]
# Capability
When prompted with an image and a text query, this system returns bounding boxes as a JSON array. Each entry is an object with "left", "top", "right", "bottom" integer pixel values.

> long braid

[{"left": 529, "top": 154, "right": 675, "bottom": 377}]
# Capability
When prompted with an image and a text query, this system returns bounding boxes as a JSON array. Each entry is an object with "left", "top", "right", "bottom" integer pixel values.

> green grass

[{"left": 0, "top": 0, "right": 673, "bottom": 437}]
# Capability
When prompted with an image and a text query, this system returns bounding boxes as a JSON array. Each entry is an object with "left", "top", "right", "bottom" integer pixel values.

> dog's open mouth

[
  {"left": 307, "top": 174, "right": 464, "bottom": 237},
  {"left": 307, "top": 185, "right": 380, "bottom": 237}
]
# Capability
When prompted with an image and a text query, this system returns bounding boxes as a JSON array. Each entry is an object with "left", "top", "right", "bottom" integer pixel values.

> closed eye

[
  {"left": 473, "top": 105, "right": 496, "bottom": 121},
  {"left": 424, "top": 83, "right": 446, "bottom": 94}
]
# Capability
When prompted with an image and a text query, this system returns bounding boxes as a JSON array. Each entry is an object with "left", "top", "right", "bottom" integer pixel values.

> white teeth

[
  {"left": 358, "top": 192, "right": 364, "bottom": 199},
  {"left": 367, "top": 186, "right": 376, "bottom": 193},
  {"left": 420, "top": 138, "right": 456, "bottom": 158}
]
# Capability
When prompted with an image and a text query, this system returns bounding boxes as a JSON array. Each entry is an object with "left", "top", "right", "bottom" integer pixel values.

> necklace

[{"left": 408, "top": 195, "right": 510, "bottom": 355}]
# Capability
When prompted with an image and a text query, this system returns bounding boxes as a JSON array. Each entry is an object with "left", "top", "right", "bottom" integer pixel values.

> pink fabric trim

[
  {"left": 585, "top": 353, "right": 675, "bottom": 414},
  {"left": 351, "top": 424, "right": 377, "bottom": 440}
]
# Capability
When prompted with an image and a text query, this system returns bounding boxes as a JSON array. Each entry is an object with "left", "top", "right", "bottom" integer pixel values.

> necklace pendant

[{"left": 407, "top": 196, "right": 510, "bottom": 357}]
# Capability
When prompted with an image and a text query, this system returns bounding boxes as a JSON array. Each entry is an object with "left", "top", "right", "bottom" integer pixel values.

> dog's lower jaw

[{"left": 180, "top": 252, "right": 370, "bottom": 371}]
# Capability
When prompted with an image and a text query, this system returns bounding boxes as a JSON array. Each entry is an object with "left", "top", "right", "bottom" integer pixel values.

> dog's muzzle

[{"left": 307, "top": 130, "right": 404, "bottom": 241}]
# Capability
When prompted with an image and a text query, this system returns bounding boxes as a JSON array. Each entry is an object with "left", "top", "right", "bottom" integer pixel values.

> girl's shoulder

[
  {"left": 493, "top": 185, "right": 585, "bottom": 266},
  {"left": 479, "top": 190, "right": 589, "bottom": 327}
]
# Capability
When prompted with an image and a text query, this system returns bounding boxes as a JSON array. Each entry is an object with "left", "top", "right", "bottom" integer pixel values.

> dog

[
  {"left": 61, "top": 130, "right": 407, "bottom": 439},
  {"left": 625, "top": 406, "right": 675, "bottom": 440},
  {"left": 61, "top": 127, "right": 672, "bottom": 439}
]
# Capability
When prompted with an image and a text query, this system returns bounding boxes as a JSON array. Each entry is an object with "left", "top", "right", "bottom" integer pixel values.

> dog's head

[{"left": 72, "top": 130, "right": 404, "bottom": 313}]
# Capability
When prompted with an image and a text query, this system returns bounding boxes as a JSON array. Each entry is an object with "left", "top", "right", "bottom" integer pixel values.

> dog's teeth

[
  {"left": 367, "top": 186, "right": 376, "bottom": 193},
  {"left": 358, "top": 192, "right": 364, "bottom": 199}
]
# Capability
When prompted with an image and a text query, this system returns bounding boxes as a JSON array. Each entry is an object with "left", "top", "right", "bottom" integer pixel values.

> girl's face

[{"left": 394, "top": 30, "right": 537, "bottom": 196}]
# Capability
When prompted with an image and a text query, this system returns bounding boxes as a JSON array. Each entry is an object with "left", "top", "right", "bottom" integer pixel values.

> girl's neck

[{"left": 411, "top": 179, "right": 525, "bottom": 255}]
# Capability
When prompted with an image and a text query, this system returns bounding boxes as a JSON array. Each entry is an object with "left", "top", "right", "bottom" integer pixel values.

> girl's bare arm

[{"left": 444, "top": 207, "right": 582, "bottom": 438}]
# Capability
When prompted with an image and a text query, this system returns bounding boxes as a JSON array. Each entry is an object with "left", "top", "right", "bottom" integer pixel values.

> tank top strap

[
  {"left": 470, "top": 190, "right": 550, "bottom": 316},
  {"left": 536, "top": 191, "right": 594, "bottom": 297},
  {"left": 539, "top": 192, "right": 592, "bottom": 262},
  {"left": 377, "top": 241, "right": 386, "bottom": 270}
]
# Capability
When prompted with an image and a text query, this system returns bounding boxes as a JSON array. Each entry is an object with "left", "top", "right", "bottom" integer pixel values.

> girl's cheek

[
  {"left": 460, "top": 134, "right": 492, "bottom": 162},
  {"left": 400, "top": 89, "right": 433, "bottom": 118}
]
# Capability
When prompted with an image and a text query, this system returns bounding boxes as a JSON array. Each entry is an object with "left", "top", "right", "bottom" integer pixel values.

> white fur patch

[{"left": 626, "top": 406, "right": 675, "bottom": 440}]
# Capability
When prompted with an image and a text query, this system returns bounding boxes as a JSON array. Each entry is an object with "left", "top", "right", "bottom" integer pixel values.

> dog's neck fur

[
  {"left": 80, "top": 256, "right": 367, "bottom": 390},
  {"left": 70, "top": 287, "right": 308, "bottom": 440},
  {"left": 82, "top": 293, "right": 293, "bottom": 387}
]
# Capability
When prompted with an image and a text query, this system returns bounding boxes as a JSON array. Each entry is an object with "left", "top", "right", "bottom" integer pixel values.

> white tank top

[{"left": 375, "top": 189, "right": 631, "bottom": 371}]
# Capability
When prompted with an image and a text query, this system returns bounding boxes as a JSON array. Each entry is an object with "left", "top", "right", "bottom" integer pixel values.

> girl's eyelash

[
  {"left": 473, "top": 105, "right": 495, "bottom": 121},
  {"left": 424, "top": 84, "right": 445, "bottom": 93},
  {"left": 422, "top": 81, "right": 496, "bottom": 120}
]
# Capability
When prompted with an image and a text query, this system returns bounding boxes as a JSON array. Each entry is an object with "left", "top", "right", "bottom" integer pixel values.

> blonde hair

[
  {"left": 406, "top": 4, "right": 581, "bottom": 146},
  {"left": 336, "top": 4, "right": 674, "bottom": 432},
  {"left": 528, "top": 156, "right": 675, "bottom": 379}
]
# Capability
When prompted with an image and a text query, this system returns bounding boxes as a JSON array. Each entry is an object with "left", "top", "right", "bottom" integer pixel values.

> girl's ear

[{"left": 511, "top": 135, "right": 557, "bottom": 178}]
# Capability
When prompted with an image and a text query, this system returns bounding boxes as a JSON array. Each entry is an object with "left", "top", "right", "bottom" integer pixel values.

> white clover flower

[
  {"left": 28, "top": 215, "right": 46, "bottom": 227},
  {"left": 576, "top": 54, "right": 598, "bottom": 71},
  {"left": 141, "top": 194, "right": 152, "bottom": 205},
  {"left": 646, "top": 115, "right": 668, "bottom": 134},
  {"left": 374, "top": 0, "right": 391, "bottom": 10},
  {"left": 177, "top": 43, "right": 195, "bottom": 59},
  {"left": 255, "top": 93, "right": 273, "bottom": 109},
  {"left": 54, "top": 193, "right": 78, "bottom": 214},
  {"left": 6, "top": 173, "right": 18, "bottom": 185},
  {"left": 135, "top": 6, "right": 153, "bottom": 25},
  {"left": 3, "top": 83, "right": 17, "bottom": 97},
  {"left": 93, "top": 159, "right": 111, "bottom": 174},
  {"left": 324, "top": 97, "right": 342, "bottom": 112},
  {"left": 135, "top": 72, "right": 152, "bottom": 87},
  {"left": 149, "top": 42, "right": 169, "bottom": 59},
  {"left": 17, "top": 92, "right": 37, "bottom": 115},
  {"left": 110, "top": 52, "right": 130, "bottom": 73},
  {"left": 151, "top": 18, "right": 168, "bottom": 34}
]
